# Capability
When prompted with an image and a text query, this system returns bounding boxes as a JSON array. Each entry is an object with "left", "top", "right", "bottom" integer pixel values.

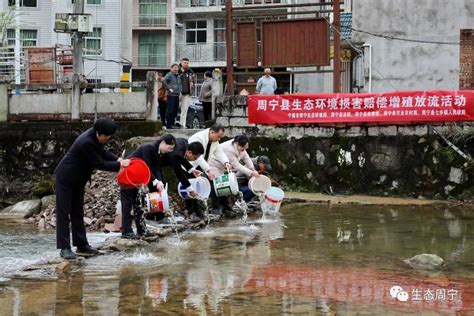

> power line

[{"left": 347, "top": 27, "right": 459, "bottom": 45}]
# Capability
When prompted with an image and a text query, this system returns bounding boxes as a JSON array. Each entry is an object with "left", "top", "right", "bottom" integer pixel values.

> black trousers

[
  {"left": 202, "top": 101, "right": 212, "bottom": 121},
  {"left": 209, "top": 179, "right": 231, "bottom": 210},
  {"left": 120, "top": 188, "right": 146, "bottom": 235},
  {"left": 158, "top": 98, "right": 167, "bottom": 126},
  {"left": 55, "top": 179, "right": 88, "bottom": 249},
  {"left": 166, "top": 95, "right": 179, "bottom": 128}
]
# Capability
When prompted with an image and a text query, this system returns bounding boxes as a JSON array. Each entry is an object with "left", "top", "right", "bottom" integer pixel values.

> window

[
  {"left": 84, "top": 27, "right": 102, "bottom": 55},
  {"left": 6, "top": 29, "right": 37, "bottom": 47},
  {"left": 138, "top": 33, "right": 167, "bottom": 67},
  {"left": 186, "top": 20, "right": 207, "bottom": 44},
  {"left": 139, "top": 0, "right": 167, "bottom": 27},
  {"left": 8, "top": 0, "right": 37, "bottom": 7},
  {"left": 213, "top": 19, "right": 225, "bottom": 60}
]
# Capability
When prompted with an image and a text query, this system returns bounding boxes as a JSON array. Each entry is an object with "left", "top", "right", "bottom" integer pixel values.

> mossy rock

[{"left": 33, "top": 175, "right": 55, "bottom": 197}]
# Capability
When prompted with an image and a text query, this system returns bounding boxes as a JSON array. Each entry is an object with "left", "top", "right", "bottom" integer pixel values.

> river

[{"left": 0, "top": 203, "right": 473, "bottom": 315}]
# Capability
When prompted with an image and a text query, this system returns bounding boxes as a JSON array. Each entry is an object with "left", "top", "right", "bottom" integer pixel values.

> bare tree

[{"left": 0, "top": 8, "right": 20, "bottom": 47}]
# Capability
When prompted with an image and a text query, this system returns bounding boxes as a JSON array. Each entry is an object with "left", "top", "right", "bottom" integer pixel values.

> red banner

[{"left": 248, "top": 90, "right": 474, "bottom": 124}]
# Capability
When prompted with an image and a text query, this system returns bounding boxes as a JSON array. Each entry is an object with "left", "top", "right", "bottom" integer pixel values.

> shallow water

[{"left": 0, "top": 203, "right": 474, "bottom": 315}]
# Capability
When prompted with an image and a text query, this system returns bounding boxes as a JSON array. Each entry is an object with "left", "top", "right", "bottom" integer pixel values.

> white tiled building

[{"left": 0, "top": 0, "right": 125, "bottom": 83}]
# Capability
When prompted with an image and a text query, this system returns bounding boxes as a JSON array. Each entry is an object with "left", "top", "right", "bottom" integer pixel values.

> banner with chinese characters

[{"left": 248, "top": 90, "right": 474, "bottom": 124}]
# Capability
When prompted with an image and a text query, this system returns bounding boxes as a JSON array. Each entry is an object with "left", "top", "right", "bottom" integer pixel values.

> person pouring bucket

[
  {"left": 55, "top": 118, "right": 131, "bottom": 260},
  {"left": 159, "top": 138, "right": 205, "bottom": 223},
  {"left": 209, "top": 135, "right": 260, "bottom": 215},
  {"left": 188, "top": 124, "right": 231, "bottom": 218},
  {"left": 120, "top": 134, "right": 176, "bottom": 239}
]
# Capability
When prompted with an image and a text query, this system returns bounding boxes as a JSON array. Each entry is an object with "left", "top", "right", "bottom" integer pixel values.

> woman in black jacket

[
  {"left": 55, "top": 118, "right": 130, "bottom": 259},
  {"left": 120, "top": 134, "right": 176, "bottom": 239}
]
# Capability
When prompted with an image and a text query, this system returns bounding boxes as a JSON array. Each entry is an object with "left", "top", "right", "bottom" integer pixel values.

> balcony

[
  {"left": 132, "top": 14, "right": 171, "bottom": 29},
  {"left": 132, "top": 54, "right": 170, "bottom": 68},
  {"left": 176, "top": 43, "right": 226, "bottom": 63},
  {"left": 176, "top": 0, "right": 283, "bottom": 7}
]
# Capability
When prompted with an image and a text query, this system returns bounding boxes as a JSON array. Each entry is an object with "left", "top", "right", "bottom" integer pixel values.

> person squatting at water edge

[
  {"left": 55, "top": 118, "right": 131, "bottom": 260},
  {"left": 209, "top": 135, "right": 260, "bottom": 213},
  {"left": 159, "top": 138, "right": 205, "bottom": 223},
  {"left": 188, "top": 124, "right": 232, "bottom": 217},
  {"left": 237, "top": 155, "right": 273, "bottom": 203},
  {"left": 120, "top": 134, "right": 176, "bottom": 239}
]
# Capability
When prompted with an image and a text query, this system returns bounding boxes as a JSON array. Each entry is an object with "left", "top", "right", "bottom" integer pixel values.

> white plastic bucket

[
  {"left": 248, "top": 175, "right": 271, "bottom": 195},
  {"left": 213, "top": 172, "right": 239, "bottom": 197},
  {"left": 178, "top": 177, "right": 211, "bottom": 199},
  {"left": 262, "top": 187, "right": 284, "bottom": 214},
  {"left": 146, "top": 190, "right": 169, "bottom": 213}
]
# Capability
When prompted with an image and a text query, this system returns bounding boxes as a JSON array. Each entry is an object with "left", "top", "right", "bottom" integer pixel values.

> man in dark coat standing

[
  {"left": 120, "top": 134, "right": 176, "bottom": 239},
  {"left": 55, "top": 118, "right": 130, "bottom": 259}
]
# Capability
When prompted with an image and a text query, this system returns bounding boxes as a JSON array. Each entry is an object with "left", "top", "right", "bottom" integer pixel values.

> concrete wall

[
  {"left": 353, "top": 0, "right": 474, "bottom": 92},
  {"left": 5, "top": 88, "right": 147, "bottom": 121},
  {"left": 214, "top": 96, "right": 474, "bottom": 199}
]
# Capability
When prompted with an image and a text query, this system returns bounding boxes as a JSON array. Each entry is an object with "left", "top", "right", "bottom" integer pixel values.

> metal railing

[
  {"left": 0, "top": 48, "right": 26, "bottom": 81},
  {"left": 176, "top": 0, "right": 284, "bottom": 7},
  {"left": 132, "top": 54, "right": 170, "bottom": 67},
  {"left": 176, "top": 43, "right": 226, "bottom": 62},
  {"left": 132, "top": 14, "right": 171, "bottom": 28},
  {"left": 176, "top": 0, "right": 225, "bottom": 7}
]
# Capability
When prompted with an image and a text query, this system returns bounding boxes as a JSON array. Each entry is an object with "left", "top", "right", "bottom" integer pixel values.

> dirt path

[{"left": 285, "top": 192, "right": 446, "bottom": 205}]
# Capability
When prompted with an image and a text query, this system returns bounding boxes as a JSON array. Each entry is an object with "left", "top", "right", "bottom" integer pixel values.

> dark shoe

[
  {"left": 138, "top": 231, "right": 155, "bottom": 238},
  {"left": 223, "top": 206, "right": 238, "bottom": 218},
  {"left": 76, "top": 245, "right": 99, "bottom": 256},
  {"left": 121, "top": 232, "right": 139, "bottom": 239},
  {"left": 60, "top": 248, "right": 76, "bottom": 260},
  {"left": 189, "top": 213, "right": 203, "bottom": 223}
]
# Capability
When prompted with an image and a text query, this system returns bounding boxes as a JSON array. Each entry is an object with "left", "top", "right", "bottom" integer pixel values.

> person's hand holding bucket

[
  {"left": 192, "top": 169, "right": 202, "bottom": 177},
  {"left": 206, "top": 169, "right": 215, "bottom": 181},
  {"left": 251, "top": 170, "right": 260, "bottom": 178},
  {"left": 119, "top": 159, "right": 131, "bottom": 168},
  {"left": 153, "top": 179, "right": 165, "bottom": 191}
]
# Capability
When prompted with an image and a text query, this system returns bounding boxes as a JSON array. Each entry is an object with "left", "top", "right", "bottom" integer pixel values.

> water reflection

[{"left": 0, "top": 204, "right": 473, "bottom": 314}]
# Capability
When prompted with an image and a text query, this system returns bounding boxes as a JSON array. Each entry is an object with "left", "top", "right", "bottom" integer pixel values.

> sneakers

[
  {"left": 76, "top": 245, "right": 99, "bottom": 257},
  {"left": 60, "top": 248, "right": 76, "bottom": 260}
]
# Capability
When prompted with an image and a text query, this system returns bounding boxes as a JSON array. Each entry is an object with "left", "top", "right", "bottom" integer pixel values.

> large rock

[
  {"left": 404, "top": 254, "right": 445, "bottom": 271},
  {"left": 40, "top": 195, "right": 56, "bottom": 212},
  {"left": 98, "top": 237, "right": 149, "bottom": 252},
  {"left": 1, "top": 199, "right": 42, "bottom": 218}
]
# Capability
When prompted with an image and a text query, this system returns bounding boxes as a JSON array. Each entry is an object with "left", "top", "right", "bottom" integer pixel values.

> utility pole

[
  {"left": 14, "top": 0, "right": 20, "bottom": 89},
  {"left": 333, "top": 1, "right": 341, "bottom": 93},
  {"left": 225, "top": 0, "right": 234, "bottom": 96},
  {"left": 71, "top": 0, "right": 85, "bottom": 121}
]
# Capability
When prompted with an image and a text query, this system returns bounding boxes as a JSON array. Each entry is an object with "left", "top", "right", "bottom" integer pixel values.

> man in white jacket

[
  {"left": 188, "top": 124, "right": 230, "bottom": 180},
  {"left": 188, "top": 124, "right": 231, "bottom": 216}
]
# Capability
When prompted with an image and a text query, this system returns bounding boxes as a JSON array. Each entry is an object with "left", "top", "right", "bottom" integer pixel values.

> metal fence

[
  {"left": 175, "top": 43, "right": 226, "bottom": 62},
  {"left": 132, "top": 14, "right": 171, "bottom": 28}
]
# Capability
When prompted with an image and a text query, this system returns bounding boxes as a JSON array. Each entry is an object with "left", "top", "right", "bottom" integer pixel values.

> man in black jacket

[
  {"left": 120, "top": 134, "right": 176, "bottom": 239},
  {"left": 179, "top": 58, "right": 195, "bottom": 128},
  {"left": 161, "top": 138, "right": 204, "bottom": 219},
  {"left": 55, "top": 118, "right": 130, "bottom": 260}
]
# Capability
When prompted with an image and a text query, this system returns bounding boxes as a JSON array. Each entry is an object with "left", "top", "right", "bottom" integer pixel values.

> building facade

[
  {"left": 0, "top": 0, "right": 125, "bottom": 83},
  {"left": 351, "top": 0, "right": 473, "bottom": 92}
]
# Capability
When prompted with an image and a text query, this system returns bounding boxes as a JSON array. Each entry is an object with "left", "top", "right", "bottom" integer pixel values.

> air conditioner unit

[{"left": 54, "top": 13, "right": 92, "bottom": 33}]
